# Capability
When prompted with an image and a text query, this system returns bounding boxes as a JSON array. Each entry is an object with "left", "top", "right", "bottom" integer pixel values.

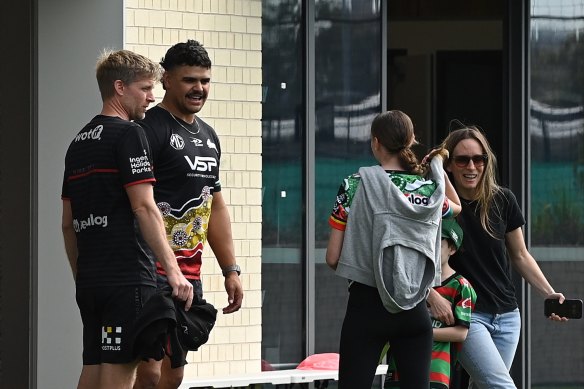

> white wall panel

[{"left": 37, "top": 1, "right": 122, "bottom": 387}]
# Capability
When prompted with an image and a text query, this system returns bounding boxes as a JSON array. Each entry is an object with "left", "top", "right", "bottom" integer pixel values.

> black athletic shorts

[{"left": 76, "top": 285, "right": 156, "bottom": 365}]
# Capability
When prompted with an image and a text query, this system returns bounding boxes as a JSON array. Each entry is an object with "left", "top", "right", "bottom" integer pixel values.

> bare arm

[
  {"left": 506, "top": 227, "right": 567, "bottom": 321},
  {"left": 444, "top": 172, "right": 461, "bottom": 216},
  {"left": 325, "top": 228, "right": 345, "bottom": 270},
  {"left": 126, "top": 183, "right": 193, "bottom": 310},
  {"left": 423, "top": 149, "right": 461, "bottom": 216},
  {"left": 433, "top": 325, "right": 469, "bottom": 343},
  {"left": 62, "top": 200, "right": 78, "bottom": 281},
  {"left": 427, "top": 288, "right": 455, "bottom": 325},
  {"left": 207, "top": 191, "right": 243, "bottom": 314}
]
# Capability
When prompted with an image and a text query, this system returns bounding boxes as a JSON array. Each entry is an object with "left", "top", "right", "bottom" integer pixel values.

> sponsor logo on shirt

[
  {"left": 190, "top": 138, "right": 203, "bottom": 146},
  {"left": 101, "top": 326, "right": 122, "bottom": 351},
  {"left": 431, "top": 318, "right": 446, "bottom": 328},
  {"left": 405, "top": 193, "right": 429, "bottom": 206},
  {"left": 207, "top": 139, "right": 218, "bottom": 153},
  {"left": 170, "top": 134, "right": 185, "bottom": 150},
  {"left": 184, "top": 156, "right": 217, "bottom": 172},
  {"left": 129, "top": 155, "right": 152, "bottom": 174},
  {"left": 461, "top": 297, "right": 473, "bottom": 309},
  {"left": 73, "top": 214, "right": 108, "bottom": 232},
  {"left": 74, "top": 125, "right": 103, "bottom": 142},
  {"left": 405, "top": 178, "right": 433, "bottom": 191}
]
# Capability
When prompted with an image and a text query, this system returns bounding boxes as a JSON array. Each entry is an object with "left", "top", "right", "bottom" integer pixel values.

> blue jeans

[{"left": 458, "top": 309, "right": 521, "bottom": 389}]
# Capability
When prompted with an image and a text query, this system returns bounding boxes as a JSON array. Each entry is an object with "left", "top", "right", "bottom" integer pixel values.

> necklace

[{"left": 159, "top": 103, "right": 200, "bottom": 135}]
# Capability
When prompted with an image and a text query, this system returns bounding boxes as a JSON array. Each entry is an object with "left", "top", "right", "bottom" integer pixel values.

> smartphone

[{"left": 544, "top": 298, "right": 583, "bottom": 319}]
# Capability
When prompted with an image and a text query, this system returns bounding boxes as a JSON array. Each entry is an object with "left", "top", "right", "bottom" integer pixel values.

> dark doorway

[
  {"left": 386, "top": 0, "right": 505, "bottom": 159},
  {"left": 435, "top": 50, "right": 503, "bottom": 172},
  {"left": 0, "top": 0, "right": 34, "bottom": 388}
]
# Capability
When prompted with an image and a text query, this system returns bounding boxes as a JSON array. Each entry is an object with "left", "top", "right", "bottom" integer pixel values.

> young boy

[{"left": 384, "top": 218, "right": 477, "bottom": 389}]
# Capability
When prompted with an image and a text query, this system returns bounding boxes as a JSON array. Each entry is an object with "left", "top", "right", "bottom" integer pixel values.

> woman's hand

[
  {"left": 422, "top": 147, "right": 449, "bottom": 166},
  {"left": 427, "top": 288, "right": 455, "bottom": 325},
  {"left": 545, "top": 292, "right": 569, "bottom": 322}
]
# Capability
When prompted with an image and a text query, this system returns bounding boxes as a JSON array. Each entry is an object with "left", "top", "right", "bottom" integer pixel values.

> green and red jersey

[
  {"left": 329, "top": 170, "right": 453, "bottom": 231},
  {"left": 386, "top": 274, "right": 476, "bottom": 388}
]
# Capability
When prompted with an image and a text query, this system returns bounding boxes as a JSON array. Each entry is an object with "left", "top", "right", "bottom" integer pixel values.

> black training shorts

[{"left": 76, "top": 285, "right": 156, "bottom": 365}]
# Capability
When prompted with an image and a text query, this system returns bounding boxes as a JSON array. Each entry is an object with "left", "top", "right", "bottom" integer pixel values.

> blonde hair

[
  {"left": 95, "top": 49, "right": 162, "bottom": 100},
  {"left": 441, "top": 126, "right": 502, "bottom": 237}
]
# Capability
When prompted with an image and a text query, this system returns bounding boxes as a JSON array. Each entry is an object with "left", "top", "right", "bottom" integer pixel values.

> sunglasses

[{"left": 452, "top": 154, "right": 488, "bottom": 168}]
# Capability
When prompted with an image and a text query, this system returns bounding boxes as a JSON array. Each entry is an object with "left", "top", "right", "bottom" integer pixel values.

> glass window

[
  {"left": 314, "top": 0, "right": 381, "bottom": 354},
  {"left": 261, "top": 0, "right": 382, "bottom": 370},
  {"left": 261, "top": 0, "right": 304, "bottom": 370},
  {"left": 530, "top": 1, "right": 584, "bottom": 387}
]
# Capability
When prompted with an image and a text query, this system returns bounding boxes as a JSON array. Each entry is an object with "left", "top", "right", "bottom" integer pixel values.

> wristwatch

[{"left": 222, "top": 264, "right": 241, "bottom": 277}]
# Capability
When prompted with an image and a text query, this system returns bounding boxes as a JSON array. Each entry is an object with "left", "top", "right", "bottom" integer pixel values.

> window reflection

[
  {"left": 261, "top": 0, "right": 382, "bottom": 368},
  {"left": 261, "top": 0, "right": 304, "bottom": 369},
  {"left": 530, "top": 1, "right": 584, "bottom": 387},
  {"left": 314, "top": 0, "right": 381, "bottom": 354}
]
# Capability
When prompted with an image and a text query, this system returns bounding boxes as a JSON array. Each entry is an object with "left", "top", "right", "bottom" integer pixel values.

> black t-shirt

[
  {"left": 449, "top": 188, "right": 525, "bottom": 314},
  {"left": 62, "top": 115, "right": 157, "bottom": 288},
  {"left": 136, "top": 106, "right": 222, "bottom": 279}
]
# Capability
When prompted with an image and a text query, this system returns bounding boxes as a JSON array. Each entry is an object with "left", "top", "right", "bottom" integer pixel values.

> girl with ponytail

[{"left": 326, "top": 110, "right": 459, "bottom": 388}]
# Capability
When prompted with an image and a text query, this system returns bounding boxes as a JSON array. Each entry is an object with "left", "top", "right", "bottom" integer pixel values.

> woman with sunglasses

[{"left": 427, "top": 126, "right": 567, "bottom": 388}]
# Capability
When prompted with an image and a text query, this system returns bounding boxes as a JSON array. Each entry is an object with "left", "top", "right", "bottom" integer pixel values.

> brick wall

[{"left": 124, "top": 0, "right": 263, "bottom": 377}]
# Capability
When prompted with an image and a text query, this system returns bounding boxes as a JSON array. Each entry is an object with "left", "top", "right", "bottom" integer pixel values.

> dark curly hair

[{"left": 160, "top": 39, "right": 212, "bottom": 71}]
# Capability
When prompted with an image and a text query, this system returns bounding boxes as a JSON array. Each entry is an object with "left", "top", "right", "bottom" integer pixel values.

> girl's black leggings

[{"left": 338, "top": 282, "right": 432, "bottom": 389}]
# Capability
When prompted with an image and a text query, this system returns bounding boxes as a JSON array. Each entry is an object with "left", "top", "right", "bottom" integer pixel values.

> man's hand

[
  {"left": 223, "top": 273, "right": 243, "bottom": 314},
  {"left": 167, "top": 271, "right": 194, "bottom": 311}
]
